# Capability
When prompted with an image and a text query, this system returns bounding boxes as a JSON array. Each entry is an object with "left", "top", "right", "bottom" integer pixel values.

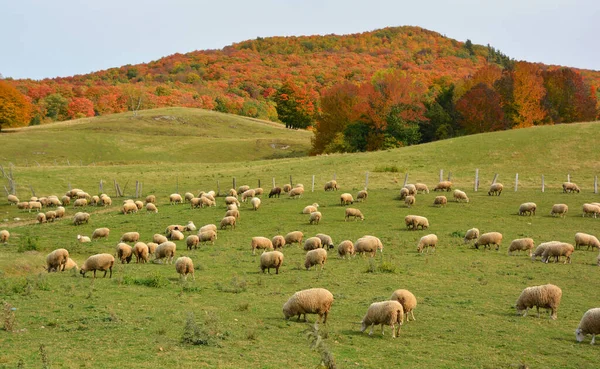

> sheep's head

[{"left": 575, "top": 328, "right": 585, "bottom": 342}]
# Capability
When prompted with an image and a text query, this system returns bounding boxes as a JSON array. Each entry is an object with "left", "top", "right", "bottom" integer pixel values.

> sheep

[
  {"left": 116, "top": 243, "right": 133, "bottom": 264},
  {"left": 309, "top": 211, "right": 322, "bottom": 225},
  {"left": 285, "top": 231, "right": 304, "bottom": 245},
  {"left": 289, "top": 187, "right": 304, "bottom": 199},
  {"left": 474, "top": 232, "right": 503, "bottom": 250},
  {"left": 550, "top": 204, "right": 568, "bottom": 217},
  {"left": 582, "top": 203, "right": 600, "bottom": 218},
  {"left": 145, "top": 195, "right": 156, "bottom": 204},
  {"left": 345, "top": 208, "right": 364, "bottom": 221},
  {"left": 404, "top": 184, "right": 417, "bottom": 195},
  {"left": 0, "top": 230, "right": 9, "bottom": 243},
  {"left": 73, "top": 198, "right": 88, "bottom": 208},
  {"left": 89, "top": 196, "right": 100, "bottom": 206},
  {"left": 282, "top": 288, "right": 334, "bottom": 324},
  {"left": 399, "top": 188, "right": 409, "bottom": 200},
  {"left": 250, "top": 237, "right": 273, "bottom": 255},
  {"left": 147, "top": 242, "right": 158, "bottom": 256},
  {"left": 80, "top": 253, "right": 115, "bottom": 278},
  {"left": 77, "top": 234, "right": 91, "bottom": 243},
  {"left": 198, "top": 230, "right": 217, "bottom": 245},
  {"left": 531, "top": 241, "right": 560, "bottom": 262},
  {"left": 316, "top": 233, "right": 334, "bottom": 249},
  {"left": 251, "top": 197, "right": 261, "bottom": 210},
  {"left": 46, "top": 248, "right": 69, "bottom": 272},
  {"left": 518, "top": 202, "right": 537, "bottom": 216},
  {"left": 253, "top": 188, "right": 264, "bottom": 196},
  {"left": 404, "top": 195, "right": 416, "bottom": 207},
  {"left": 360, "top": 301, "right": 404, "bottom": 338},
  {"left": 269, "top": 187, "right": 282, "bottom": 198},
  {"left": 225, "top": 209, "right": 240, "bottom": 219},
  {"left": 302, "top": 203, "right": 320, "bottom": 214},
  {"left": 237, "top": 185, "right": 250, "bottom": 194},
  {"left": 146, "top": 203, "right": 158, "bottom": 213},
  {"left": 169, "top": 193, "right": 183, "bottom": 205},
  {"left": 73, "top": 212, "right": 90, "bottom": 225},
  {"left": 64, "top": 258, "right": 78, "bottom": 271},
  {"left": 227, "top": 203, "right": 238, "bottom": 211},
  {"left": 390, "top": 289, "right": 417, "bottom": 322},
  {"left": 36, "top": 212, "right": 47, "bottom": 224},
  {"left": 91, "top": 227, "right": 110, "bottom": 241},
  {"left": 8, "top": 194, "right": 19, "bottom": 205},
  {"left": 183, "top": 221, "right": 197, "bottom": 232},
  {"left": 220, "top": 216, "right": 236, "bottom": 230},
  {"left": 337, "top": 240, "right": 355, "bottom": 258},
  {"left": 340, "top": 193, "right": 354, "bottom": 205},
  {"left": 272, "top": 235, "right": 286, "bottom": 249},
  {"left": 433, "top": 181, "right": 452, "bottom": 192},
  {"left": 260, "top": 250, "right": 284, "bottom": 274},
  {"left": 121, "top": 202, "right": 138, "bottom": 214},
  {"left": 175, "top": 256, "right": 195, "bottom": 281},
  {"left": 354, "top": 235, "right": 383, "bottom": 256},
  {"left": 165, "top": 224, "right": 184, "bottom": 234},
  {"left": 453, "top": 189, "right": 469, "bottom": 203},
  {"left": 225, "top": 196, "right": 240, "bottom": 207},
  {"left": 415, "top": 183, "right": 429, "bottom": 194},
  {"left": 417, "top": 234, "right": 438, "bottom": 254},
  {"left": 404, "top": 215, "right": 417, "bottom": 230},
  {"left": 228, "top": 188, "right": 238, "bottom": 198},
  {"left": 508, "top": 238, "right": 535, "bottom": 257},
  {"left": 541, "top": 242, "right": 574, "bottom": 264},
  {"left": 68, "top": 188, "right": 83, "bottom": 198},
  {"left": 99, "top": 195, "right": 112, "bottom": 207},
  {"left": 186, "top": 235, "right": 200, "bottom": 250},
  {"left": 411, "top": 216, "right": 429, "bottom": 230},
  {"left": 155, "top": 241, "right": 177, "bottom": 264},
  {"left": 575, "top": 308, "right": 600, "bottom": 344},
  {"left": 488, "top": 183, "right": 504, "bottom": 196},
  {"left": 55, "top": 206, "right": 65, "bottom": 219},
  {"left": 184, "top": 192, "right": 195, "bottom": 203},
  {"left": 303, "top": 237, "right": 323, "bottom": 251},
  {"left": 47, "top": 196, "right": 61, "bottom": 207},
  {"left": 282, "top": 184, "right": 292, "bottom": 193},
  {"left": 575, "top": 232, "right": 600, "bottom": 250},
  {"left": 562, "top": 182, "right": 580, "bottom": 193},
  {"left": 199, "top": 224, "right": 217, "bottom": 234},
  {"left": 153, "top": 233, "right": 168, "bottom": 244},
  {"left": 241, "top": 189, "right": 256, "bottom": 202},
  {"left": 305, "top": 248, "right": 328, "bottom": 270},
  {"left": 324, "top": 180, "right": 339, "bottom": 191},
  {"left": 28, "top": 201, "right": 42, "bottom": 212},
  {"left": 198, "top": 197, "right": 216, "bottom": 208},
  {"left": 133, "top": 242, "right": 149, "bottom": 263},
  {"left": 515, "top": 284, "right": 562, "bottom": 320},
  {"left": 357, "top": 190, "right": 368, "bottom": 202},
  {"left": 295, "top": 184, "right": 305, "bottom": 189},
  {"left": 120, "top": 231, "right": 140, "bottom": 243},
  {"left": 168, "top": 229, "right": 185, "bottom": 241},
  {"left": 61, "top": 195, "right": 71, "bottom": 206},
  {"left": 17, "top": 201, "right": 30, "bottom": 211}
]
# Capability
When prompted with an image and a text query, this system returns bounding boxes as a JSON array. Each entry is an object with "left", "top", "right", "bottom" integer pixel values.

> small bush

[
  {"left": 373, "top": 165, "right": 401, "bottom": 173},
  {"left": 181, "top": 311, "right": 226, "bottom": 347}
]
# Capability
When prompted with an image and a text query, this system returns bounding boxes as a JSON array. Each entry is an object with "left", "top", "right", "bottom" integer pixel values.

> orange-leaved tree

[
  {"left": 0, "top": 80, "right": 32, "bottom": 131},
  {"left": 511, "top": 62, "right": 546, "bottom": 128}
]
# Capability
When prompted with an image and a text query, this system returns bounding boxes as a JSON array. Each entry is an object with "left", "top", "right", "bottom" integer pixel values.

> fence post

[
  {"left": 258, "top": 179, "right": 261, "bottom": 189},
  {"left": 447, "top": 172, "right": 452, "bottom": 182},
  {"left": 541, "top": 175, "right": 545, "bottom": 193},
  {"left": 567, "top": 174, "right": 571, "bottom": 183},
  {"left": 135, "top": 181, "right": 139, "bottom": 198},
  {"left": 99, "top": 179, "right": 103, "bottom": 194},
  {"left": 312, "top": 175, "right": 315, "bottom": 192},
  {"left": 217, "top": 180, "right": 220, "bottom": 196},
  {"left": 403, "top": 173, "right": 409, "bottom": 187},
  {"left": 514, "top": 173, "right": 519, "bottom": 192},
  {"left": 233, "top": 177, "right": 236, "bottom": 191},
  {"left": 333, "top": 172, "right": 336, "bottom": 181},
  {"left": 290, "top": 175, "right": 293, "bottom": 187},
  {"left": 439, "top": 169, "right": 443, "bottom": 182},
  {"left": 474, "top": 169, "right": 479, "bottom": 192},
  {"left": 365, "top": 171, "right": 369, "bottom": 190},
  {"left": 595, "top": 175, "right": 598, "bottom": 194},
  {"left": 492, "top": 173, "right": 499, "bottom": 185}
]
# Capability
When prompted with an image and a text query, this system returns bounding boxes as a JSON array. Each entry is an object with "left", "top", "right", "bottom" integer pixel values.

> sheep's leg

[
  {"left": 381, "top": 324, "right": 385, "bottom": 336},
  {"left": 536, "top": 306, "right": 540, "bottom": 318},
  {"left": 522, "top": 308, "right": 528, "bottom": 317},
  {"left": 322, "top": 311, "right": 328, "bottom": 324},
  {"left": 93, "top": 270, "right": 97, "bottom": 279},
  {"left": 368, "top": 324, "right": 374, "bottom": 336},
  {"left": 410, "top": 311, "right": 416, "bottom": 321},
  {"left": 591, "top": 334, "right": 596, "bottom": 345}
]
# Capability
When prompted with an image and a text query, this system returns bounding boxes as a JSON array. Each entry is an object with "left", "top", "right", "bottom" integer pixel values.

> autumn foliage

[{"left": 0, "top": 80, "right": 32, "bottom": 130}]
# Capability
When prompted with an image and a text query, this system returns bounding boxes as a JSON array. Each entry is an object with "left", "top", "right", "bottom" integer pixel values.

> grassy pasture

[{"left": 0, "top": 111, "right": 600, "bottom": 368}]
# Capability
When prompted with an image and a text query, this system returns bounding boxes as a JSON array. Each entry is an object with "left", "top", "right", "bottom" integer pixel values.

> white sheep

[
  {"left": 340, "top": 193, "right": 354, "bottom": 205},
  {"left": 518, "top": 202, "right": 537, "bottom": 216},
  {"left": 302, "top": 203, "right": 319, "bottom": 214},
  {"left": 285, "top": 231, "right": 303, "bottom": 245},
  {"left": 433, "top": 196, "right": 447, "bottom": 207},
  {"left": 550, "top": 204, "right": 568, "bottom": 217},
  {"left": 404, "top": 195, "right": 416, "bottom": 207},
  {"left": 184, "top": 192, "right": 195, "bottom": 203},
  {"left": 175, "top": 256, "right": 195, "bottom": 281},
  {"left": 225, "top": 196, "right": 241, "bottom": 207},
  {"left": 155, "top": 241, "right": 177, "bottom": 264},
  {"left": 282, "top": 184, "right": 292, "bottom": 193},
  {"left": 361, "top": 301, "right": 404, "bottom": 338},
  {"left": 36, "top": 212, "right": 47, "bottom": 224},
  {"left": 225, "top": 209, "right": 240, "bottom": 219},
  {"left": 147, "top": 242, "right": 158, "bottom": 256},
  {"left": 575, "top": 232, "right": 600, "bottom": 250},
  {"left": 488, "top": 183, "right": 503, "bottom": 196},
  {"left": 220, "top": 216, "right": 236, "bottom": 230},
  {"left": 357, "top": 190, "right": 368, "bottom": 202},
  {"left": 515, "top": 284, "right": 562, "bottom": 320},
  {"left": 305, "top": 248, "right": 328, "bottom": 270},
  {"left": 237, "top": 185, "right": 250, "bottom": 194},
  {"left": 80, "top": 253, "right": 115, "bottom": 278},
  {"left": 337, "top": 240, "right": 355, "bottom": 258},
  {"left": 146, "top": 203, "right": 158, "bottom": 213},
  {"left": 404, "top": 184, "right": 417, "bottom": 195},
  {"left": 198, "top": 230, "right": 217, "bottom": 245},
  {"left": 289, "top": 187, "right": 304, "bottom": 199},
  {"left": 410, "top": 215, "right": 429, "bottom": 230},
  {"left": 531, "top": 241, "right": 560, "bottom": 262},
  {"left": 541, "top": 242, "right": 574, "bottom": 264},
  {"left": 345, "top": 208, "right": 364, "bottom": 221},
  {"left": 199, "top": 224, "right": 217, "bottom": 234},
  {"left": 186, "top": 235, "right": 200, "bottom": 250},
  {"left": 120, "top": 232, "right": 140, "bottom": 243},
  {"left": 453, "top": 189, "right": 469, "bottom": 203},
  {"left": 309, "top": 211, "right": 322, "bottom": 225},
  {"left": 183, "top": 221, "right": 197, "bottom": 232},
  {"left": 145, "top": 195, "right": 156, "bottom": 204},
  {"left": 228, "top": 188, "right": 238, "bottom": 198},
  {"left": 282, "top": 288, "right": 334, "bottom": 324},
  {"left": 121, "top": 202, "right": 137, "bottom": 214},
  {"left": 46, "top": 248, "right": 69, "bottom": 272},
  {"left": 29, "top": 201, "right": 42, "bottom": 212},
  {"left": 253, "top": 188, "right": 263, "bottom": 196},
  {"left": 116, "top": 243, "right": 133, "bottom": 264},
  {"left": 73, "top": 212, "right": 90, "bottom": 225},
  {"left": 303, "top": 237, "right": 323, "bottom": 251},
  {"left": 508, "top": 238, "right": 535, "bottom": 257},
  {"left": 45, "top": 210, "right": 56, "bottom": 222},
  {"left": 64, "top": 258, "right": 78, "bottom": 271},
  {"left": 153, "top": 233, "right": 168, "bottom": 244},
  {"left": 415, "top": 183, "right": 429, "bottom": 194},
  {"left": 168, "top": 229, "right": 185, "bottom": 241},
  {"left": 399, "top": 187, "right": 409, "bottom": 200},
  {"left": 250, "top": 197, "right": 261, "bottom": 210},
  {"left": 354, "top": 235, "right": 383, "bottom": 256},
  {"left": 433, "top": 181, "right": 452, "bottom": 192},
  {"left": 169, "top": 193, "right": 183, "bottom": 205},
  {"left": 390, "top": 289, "right": 417, "bottom": 322},
  {"left": 575, "top": 308, "right": 600, "bottom": 344},
  {"left": 241, "top": 189, "right": 256, "bottom": 202},
  {"left": 272, "top": 235, "right": 286, "bottom": 249},
  {"left": 73, "top": 198, "right": 88, "bottom": 208},
  {"left": 260, "top": 250, "right": 284, "bottom": 274},
  {"left": 251, "top": 236, "right": 274, "bottom": 255},
  {"left": 61, "top": 196, "right": 70, "bottom": 206},
  {"left": 134, "top": 200, "right": 144, "bottom": 210},
  {"left": 417, "top": 234, "right": 438, "bottom": 254},
  {"left": 0, "top": 230, "right": 10, "bottom": 243},
  {"left": 316, "top": 233, "right": 334, "bottom": 249},
  {"left": 562, "top": 182, "right": 580, "bottom": 193},
  {"left": 55, "top": 206, "right": 65, "bottom": 219},
  {"left": 77, "top": 234, "right": 91, "bottom": 243},
  {"left": 7, "top": 194, "right": 19, "bottom": 205},
  {"left": 133, "top": 242, "right": 149, "bottom": 263},
  {"left": 324, "top": 180, "right": 339, "bottom": 191},
  {"left": 91, "top": 227, "right": 110, "bottom": 241},
  {"left": 582, "top": 203, "right": 600, "bottom": 218},
  {"left": 474, "top": 232, "right": 503, "bottom": 250}
]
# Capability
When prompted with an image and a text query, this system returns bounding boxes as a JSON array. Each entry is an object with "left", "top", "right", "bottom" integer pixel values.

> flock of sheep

[{"left": 2, "top": 177, "right": 600, "bottom": 345}]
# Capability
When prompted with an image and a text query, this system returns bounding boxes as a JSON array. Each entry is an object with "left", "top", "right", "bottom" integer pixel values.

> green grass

[{"left": 0, "top": 111, "right": 600, "bottom": 368}]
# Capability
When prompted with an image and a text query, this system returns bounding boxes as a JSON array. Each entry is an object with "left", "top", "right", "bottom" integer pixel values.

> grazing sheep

[
  {"left": 316, "top": 233, "right": 334, "bottom": 249},
  {"left": 120, "top": 231, "right": 140, "bottom": 243},
  {"left": 295, "top": 183, "right": 305, "bottom": 189},
  {"left": 518, "top": 202, "right": 537, "bottom": 216},
  {"left": 146, "top": 203, "right": 158, "bottom": 213},
  {"left": 260, "top": 250, "right": 284, "bottom": 274},
  {"left": 36, "top": 212, "right": 47, "bottom": 224},
  {"left": 186, "top": 235, "right": 200, "bottom": 250},
  {"left": 305, "top": 248, "right": 328, "bottom": 270},
  {"left": 404, "top": 195, "right": 416, "bottom": 207},
  {"left": 116, "top": 243, "right": 133, "bottom": 264},
  {"left": 550, "top": 204, "right": 569, "bottom": 217},
  {"left": 433, "top": 181, "right": 452, "bottom": 192},
  {"left": 337, "top": 240, "right": 355, "bottom": 258},
  {"left": 361, "top": 301, "right": 404, "bottom": 338},
  {"left": 184, "top": 221, "right": 197, "bottom": 232},
  {"left": 309, "top": 211, "right": 322, "bottom": 225},
  {"left": 28, "top": 201, "right": 42, "bottom": 212},
  {"left": 77, "top": 234, "right": 91, "bottom": 243},
  {"left": 17, "top": 201, "right": 30, "bottom": 211},
  {"left": 198, "top": 230, "right": 217, "bottom": 245},
  {"left": 304, "top": 237, "right": 323, "bottom": 251},
  {"left": 404, "top": 184, "right": 417, "bottom": 196},
  {"left": 269, "top": 187, "right": 282, "bottom": 198},
  {"left": 46, "top": 248, "right": 70, "bottom": 272},
  {"left": 302, "top": 203, "right": 320, "bottom": 214},
  {"left": 64, "top": 258, "right": 78, "bottom": 271},
  {"left": 575, "top": 308, "right": 600, "bottom": 344},
  {"left": 508, "top": 238, "right": 535, "bottom": 257},
  {"left": 340, "top": 193, "right": 354, "bottom": 205},
  {"left": 99, "top": 195, "right": 112, "bottom": 207},
  {"left": 515, "top": 284, "right": 562, "bottom": 320},
  {"left": 390, "top": 289, "right": 417, "bottom": 322},
  {"left": 155, "top": 241, "right": 177, "bottom": 264},
  {"left": 91, "top": 227, "right": 110, "bottom": 241},
  {"left": 453, "top": 190, "right": 469, "bottom": 203},
  {"left": 289, "top": 187, "right": 304, "bottom": 199},
  {"left": 121, "top": 202, "right": 138, "bottom": 214},
  {"left": 563, "top": 182, "right": 580, "bottom": 193},
  {"left": 582, "top": 203, "right": 600, "bottom": 218},
  {"left": 47, "top": 197, "right": 61, "bottom": 207},
  {"left": 133, "top": 242, "right": 149, "bottom": 263},
  {"left": 73, "top": 198, "right": 88, "bottom": 208},
  {"left": 168, "top": 229, "right": 185, "bottom": 241},
  {"left": 227, "top": 203, "right": 238, "bottom": 211},
  {"left": 282, "top": 288, "right": 334, "bottom": 324},
  {"left": 282, "top": 184, "right": 292, "bottom": 193},
  {"left": 147, "top": 242, "right": 158, "bottom": 256},
  {"left": 0, "top": 230, "right": 9, "bottom": 243},
  {"left": 354, "top": 235, "right": 383, "bottom": 256},
  {"left": 474, "top": 232, "right": 503, "bottom": 250},
  {"left": 225, "top": 209, "right": 240, "bottom": 219},
  {"left": 404, "top": 215, "right": 416, "bottom": 230},
  {"left": 55, "top": 206, "right": 65, "bottom": 219},
  {"left": 241, "top": 189, "right": 256, "bottom": 202},
  {"left": 228, "top": 188, "right": 238, "bottom": 198},
  {"left": 184, "top": 192, "right": 195, "bottom": 203},
  {"left": 488, "top": 183, "right": 504, "bottom": 196},
  {"left": 575, "top": 232, "right": 600, "bottom": 250},
  {"left": 285, "top": 231, "right": 304, "bottom": 245},
  {"left": 175, "top": 256, "right": 195, "bottom": 281},
  {"left": 199, "top": 224, "right": 217, "bottom": 234},
  {"left": 165, "top": 224, "right": 184, "bottom": 234},
  {"left": 415, "top": 183, "right": 429, "bottom": 194},
  {"left": 345, "top": 208, "right": 364, "bottom": 221},
  {"left": 153, "top": 233, "right": 168, "bottom": 244},
  {"left": 433, "top": 196, "right": 447, "bottom": 207},
  {"left": 134, "top": 200, "right": 144, "bottom": 210},
  {"left": 253, "top": 188, "right": 264, "bottom": 197},
  {"left": 251, "top": 236, "right": 274, "bottom": 255},
  {"left": 251, "top": 197, "right": 261, "bottom": 210},
  {"left": 61, "top": 196, "right": 71, "bottom": 206},
  {"left": 73, "top": 212, "right": 90, "bottom": 225},
  {"left": 399, "top": 188, "right": 410, "bottom": 200},
  {"left": 80, "top": 253, "right": 115, "bottom": 278},
  {"left": 145, "top": 195, "right": 156, "bottom": 204},
  {"left": 272, "top": 235, "right": 286, "bottom": 249},
  {"left": 531, "top": 241, "right": 560, "bottom": 262},
  {"left": 357, "top": 190, "right": 368, "bottom": 202},
  {"left": 237, "top": 185, "right": 250, "bottom": 194},
  {"left": 225, "top": 196, "right": 240, "bottom": 207},
  {"left": 410, "top": 216, "right": 429, "bottom": 230},
  {"left": 220, "top": 216, "right": 236, "bottom": 230},
  {"left": 324, "top": 180, "right": 339, "bottom": 191},
  {"left": 541, "top": 242, "right": 574, "bottom": 264},
  {"left": 7, "top": 194, "right": 19, "bottom": 205},
  {"left": 417, "top": 234, "right": 438, "bottom": 254},
  {"left": 169, "top": 193, "right": 183, "bottom": 205}
]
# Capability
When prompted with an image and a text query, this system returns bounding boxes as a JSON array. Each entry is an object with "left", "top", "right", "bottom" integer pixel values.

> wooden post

[
  {"left": 135, "top": 181, "right": 139, "bottom": 198},
  {"left": 290, "top": 175, "right": 293, "bottom": 187},
  {"left": 233, "top": 177, "right": 236, "bottom": 191},
  {"left": 514, "top": 173, "right": 519, "bottom": 192},
  {"left": 492, "top": 173, "right": 499, "bottom": 185},
  {"left": 403, "top": 173, "right": 409, "bottom": 187},
  {"left": 567, "top": 174, "right": 571, "bottom": 183},
  {"left": 99, "top": 179, "right": 103, "bottom": 194},
  {"left": 217, "top": 180, "right": 220, "bottom": 196},
  {"left": 258, "top": 179, "right": 261, "bottom": 189},
  {"left": 312, "top": 175, "right": 315, "bottom": 192},
  {"left": 272, "top": 177, "right": 275, "bottom": 188},
  {"left": 594, "top": 176, "right": 598, "bottom": 194},
  {"left": 474, "top": 169, "right": 479, "bottom": 192},
  {"left": 365, "top": 171, "right": 369, "bottom": 190},
  {"left": 541, "top": 175, "right": 545, "bottom": 193},
  {"left": 447, "top": 172, "right": 452, "bottom": 181},
  {"left": 439, "top": 169, "right": 443, "bottom": 182},
  {"left": 114, "top": 179, "right": 119, "bottom": 197},
  {"left": 333, "top": 172, "right": 336, "bottom": 181}
]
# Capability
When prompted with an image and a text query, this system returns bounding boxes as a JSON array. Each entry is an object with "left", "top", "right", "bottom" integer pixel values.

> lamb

[
  {"left": 91, "top": 227, "right": 110, "bottom": 241},
  {"left": 147, "top": 242, "right": 158, "bottom": 256},
  {"left": 282, "top": 184, "right": 292, "bottom": 193},
  {"left": 175, "top": 256, "right": 195, "bottom": 281},
  {"left": 410, "top": 215, "right": 429, "bottom": 230},
  {"left": 7, "top": 194, "right": 19, "bottom": 205},
  {"left": 575, "top": 232, "right": 600, "bottom": 250},
  {"left": 80, "top": 253, "right": 115, "bottom": 278},
  {"left": 337, "top": 240, "right": 355, "bottom": 258},
  {"left": 198, "top": 230, "right": 217, "bottom": 245},
  {"left": 550, "top": 204, "right": 568, "bottom": 217},
  {"left": 453, "top": 189, "right": 469, "bottom": 203},
  {"left": 153, "top": 233, "right": 168, "bottom": 244},
  {"left": 184, "top": 192, "right": 195, "bottom": 203},
  {"left": 357, "top": 190, "right": 368, "bottom": 202},
  {"left": 199, "top": 224, "right": 217, "bottom": 234},
  {"left": 541, "top": 242, "right": 574, "bottom": 264},
  {"left": 303, "top": 237, "right": 323, "bottom": 251},
  {"left": 474, "top": 232, "right": 503, "bottom": 250},
  {"left": 228, "top": 188, "right": 238, "bottom": 198},
  {"left": 508, "top": 238, "right": 535, "bottom": 257},
  {"left": 225, "top": 196, "right": 240, "bottom": 207},
  {"left": 251, "top": 197, "right": 261, "bottom": 210},
  {"left": 309, "top": 211, "right": 322, "bottom": 225},
  {"left": 268, "top": 187, "right": 282, "bottom": 198},
  {"left": 562, "top": 182, "right": 580, "bottom": 193},
  {"left": 225, "top": 209, "right": 240, "bottom": 219},
  {"left": 360, "top": 301, "right": 404, "bottom": 338},
  {"left": 404, "top": 184, "right": 417, "bottom": 195},
  {"left": 120, "top": 231, "right": 140, "bottom": 243},
  {"left": 433, "top": 195, "right": 447, "bottom": 207},
  {"left": 415, "top": 183, "right": 429, "bottom": 194},
  {"left": 417, "top": 234, "right": 438, "bottom": 254},
  {"left": 251, "top": 236, "right": 274, "bottom": 255},
  {"left": 340, "top": 193, "right": 354, "bottom": 205},
  {"left": 121, "top": 202, "right": 138, "bottom": 214},
  {"left": 155, "top": 241, "right": 177, "bottom": 264},
  {"left": 404, "top": 195, "right": 416, "bottom": 207},
  {"left": 220, "top": 216, "right": 236, "bottom": 230},
  {"left": 37, "top": 212, "right": 47, "bottom": 224},
  {"left": 134, "top": 200, "right": 144, "bottom": 210},
  {"left": 305, "top": 248, "right": 328, "bottom": 270},
  {"left": 133, "top": 242, "right": 149, "bottom": 263},
  {"left": 99, "top": 195, "right": 112, "bottom": 206},
  {"left": 168, "top": 229, "right": 185, "bottom": 241},
  {"left": 145, "top": 195, "right": 156, "bottom": 204},
  {"left": 46, "top": 248, "right": 69, "bottom": 272},
  {"left": 116, "top": 243, "right": 133, "bottom": 264},
  {"left": 0, "top": 230, "right": 9, "bottom": 243},
  {"left": 324, "top": 180, "right": 339, "bottom": 191},
  {"left": 61, "top": 196, "right": 71, "bottom": 206},
  {"left": 260, "top": 250, "right": 284, "bottom": 274},
  {"left": 518, "top": 202, "right": 537, "bottom": 216},
  {"left": 531, "top": 241, "right": 560, "bottom": 261},
  {"left": 575, "top": 308, "right": 600, "bottom": 344},
  {"left": 354, "top": 235, "right": 383, "bottom": 256},
  {"left": 77, "top": 234, "right": 91, "bottom": 243},
  {"left": 241, "top": 189, "right": 256, "bottom": 202},
  {"left": 64, "top": 258, "right": 78, "bottom": 271},
  {"left": 316, "top": 233, "right": 334, "bottom": 249},
  {"left": 146, "top": 203, "right": 158, "bottom": 213},
  {"left": 282, "top": 288, "right": 334, "bottom": 324},
  {"left": 285, "top": 231, "right": 304, "bottom": 245},
  {"left": 73, "top": 212, "right": 90, "bottom": 225},
  {"left": 488, "top": 183, "right": 504, "bottom": 196},
  {"left": 345, "top": 208, "right": 365, "bottom": 221},
  {"left": 237, "top": 185, "right": 250, "bottom": 194},
  {"left": 186, "top": 235, "right": 200, "bottom": 250},
  {"left": 515, "top": 284, "right": 562, "bottom": 320},
  {"left": 272, "top": 235, "right": 286, "bottom": 249},
  {"left": 399, "top": 187, "right": 409, "bottom": 200},
  {"left": 302, "top": 203, "right": 319, "bottom": 214},
  {"left": 73, "top": 198, "right": 88, "bottom": 207},
  {"left": 390, "top": 289, "right": 417, "bottom": 322},
  {"left": 433, "top": 181, "right": 452, "bottom": 192},
  {"left": 289, "top": 187, "right": 304, "bottom": 199},
  {"left": 582, "top": 203, "right": 600, "bottom": 218},
  {"left": 55, "top": 206, "right": 65, "bottom": 219},
  {"left": 169, "top": 193, "right": 183, "bottom": 205}
]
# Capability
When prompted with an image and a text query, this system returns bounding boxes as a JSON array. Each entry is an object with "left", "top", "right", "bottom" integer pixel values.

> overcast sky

[{"left": 1, "top": 0, "right": 598, "bottom": 80}]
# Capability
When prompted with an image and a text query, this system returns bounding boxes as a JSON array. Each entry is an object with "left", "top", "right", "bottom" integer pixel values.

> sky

[{"left": 1, "top": 0, "right": 599, "bottom": 80}]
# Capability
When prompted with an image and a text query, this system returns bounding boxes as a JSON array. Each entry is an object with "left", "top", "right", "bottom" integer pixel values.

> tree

[
  {"left": 510, "top": 62, "right": 547, "bottom": 128},
  {"left": 421, "top": 85, "right": 458, "bottom": 142},
  {"left": 464, "top": 39, "right": 474, "bottom": 56},
  {"left": 0, "top": 80, "right": 32, "bottom": 131},
  {"left": 273, "top": 81, "right": 317, "bottom": 129},
  {"left": 43, "top": 93, "right": 68, "bottom": 121},
  {"left": 67, "top": 97, "right": 95, "bottom": 119},
  {"left": 542, "top": 68, "right": 597, "bottom": 123},
  {"left": 456, "top": 83, "right": 505, "bottom": 134}
]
